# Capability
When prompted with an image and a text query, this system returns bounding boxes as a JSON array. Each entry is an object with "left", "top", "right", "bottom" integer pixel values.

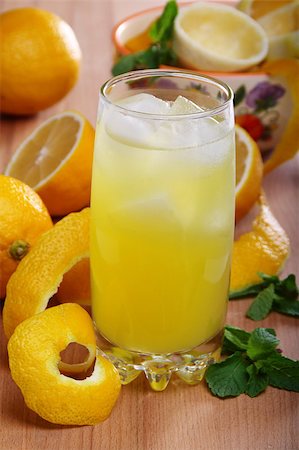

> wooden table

[{"left": 1, "top": 1, "right": 298, "bottom": 449}]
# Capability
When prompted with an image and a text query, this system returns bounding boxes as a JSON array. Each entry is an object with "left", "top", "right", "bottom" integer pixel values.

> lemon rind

[{"left": 173, "top": 2, "right": 269, "bottom": 72}]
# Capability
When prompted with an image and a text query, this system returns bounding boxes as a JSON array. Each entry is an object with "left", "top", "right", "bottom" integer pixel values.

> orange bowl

[{"left": 112, "top": 3, "right": 295, "bottom": 155}]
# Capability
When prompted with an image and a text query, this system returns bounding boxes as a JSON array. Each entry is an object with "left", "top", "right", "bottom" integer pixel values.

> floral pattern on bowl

[
  {"left": 234, "top": 80, "right": 288, "bottom": 152},
  {"left": 221, "top": 74, "right": 291, "bottom": 153}
]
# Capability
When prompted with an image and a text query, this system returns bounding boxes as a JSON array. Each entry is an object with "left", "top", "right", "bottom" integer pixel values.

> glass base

[{"left": 95, "top": 329, "right": 223, "bottom": 391}]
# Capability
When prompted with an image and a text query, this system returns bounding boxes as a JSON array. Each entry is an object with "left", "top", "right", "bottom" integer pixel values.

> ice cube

[
  {"left": 169, "top": 95, "right": 204, "bottom": 115},
  {"left": 104, "top": 94, "right": 171, "bottom": 148},
  {"left": 154, "top": 95, "right": 224, "bottom": 149},
  {"left": 154, "top": 116, "right": 219, "bottom": 149},
  {"left": 105, "top": 109, "right": 153, "bottom": 147},
  {"left": 118, "top": 93, "right": 171, "bottom": 115}
]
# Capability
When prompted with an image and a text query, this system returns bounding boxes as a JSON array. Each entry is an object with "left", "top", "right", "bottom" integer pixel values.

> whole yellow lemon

[{"left": 0, "top": 7, "right": 81, "bottom": 115}]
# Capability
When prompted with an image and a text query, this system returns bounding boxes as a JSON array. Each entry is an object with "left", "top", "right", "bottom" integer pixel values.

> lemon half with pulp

[
  {"left": 258, "top": 0, "right": 299, "bottom": 59},
  {"left": 173, "top": 2, "right": 269, "bottom": 72},
  {"left": 4, "top": 111, "right": 95, "bottom": 216}
]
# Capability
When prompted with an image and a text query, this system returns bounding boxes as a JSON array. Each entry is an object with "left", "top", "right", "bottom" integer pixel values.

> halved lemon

[
  {"left": 235, "top": 125, "right": 263, "bottom": 222},
  {"left": 251, "top": 0, "right": 294, "bottom": 19},
  {"left": 237, "top": 0, "right": 293, "bottom": 18},
  {"left": 4, "top": 111, "right": 95, "bottom": 216},
  {"left": 258, "top": 0, "right": 299, "bottom": 59},
  {"left": 173, "top": 2, "right": 268, "bottom": 72}
]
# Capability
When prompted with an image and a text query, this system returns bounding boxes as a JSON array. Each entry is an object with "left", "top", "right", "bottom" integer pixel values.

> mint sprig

[
  {"left": 262, "top": 354, "right": 299, "bottom": 391},
  {"left": 205, "top": 352, "right": 250, "bottom": 398},
  {"left": 205, "top": 325, "right": 299, "bottom": 398},
  {"left": 245, "top": 364, "right": 269, "bottom": 397},
  {"left": 246, "top": 328, "right": 279, "bottom": 360},
  {"left": 112, "top": 0, "right": 178, "bottom": 76},
  {"left": 149, "top": 0, "right": 178, "bottom": 43},
  {"left": 229, "top": 273, "right": 299, "bottom": 320}
]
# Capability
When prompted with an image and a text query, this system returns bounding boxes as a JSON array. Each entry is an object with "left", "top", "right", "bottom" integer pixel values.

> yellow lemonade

[{"left": 91, "top": 93, "right": 235, "bottom": 355}]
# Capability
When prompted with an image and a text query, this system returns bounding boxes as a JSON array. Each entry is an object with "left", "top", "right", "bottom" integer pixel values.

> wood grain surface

[{"left": 0, "top": 1, "right": 298, "bottom": 449}]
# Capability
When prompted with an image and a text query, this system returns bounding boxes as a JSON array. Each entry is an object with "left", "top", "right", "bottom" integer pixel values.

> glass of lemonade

[{"left": 90, "top": 70, "right": 235, "bottom": 391}]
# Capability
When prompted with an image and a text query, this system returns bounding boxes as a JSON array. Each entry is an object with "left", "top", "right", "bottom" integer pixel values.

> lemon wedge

[
  {"left": 4, "top": 111, "right": 95, "bottom": 216},
  {"left": 257, "top": 0, "right": 299, "bottom": 59},
  {"left": 235, "top": 125, "right": 263, "bottom": 222},
  {"left": 173, "top": 2, "right": 268, "bottom": 72}
]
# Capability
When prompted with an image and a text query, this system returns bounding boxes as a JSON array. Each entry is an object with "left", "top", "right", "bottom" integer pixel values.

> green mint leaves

[
  {"left": 149, "top": 0, "right": 178, "bottom": 43},
  {"left": 112, "top": 45, "right": 177, "bottom": 76},
  {"left": 246, "top": 284, "right": 275, "bottom": 321},
  {"left": 245, "top": 364, "right": 269, "bottom": 397},
  {"left": 205, "top": 325, "right": 299, "bottom": 398},
  {"left": 112, "top": 0, "right": 178, "bottom": 76},
  {"left": 229, "top": 273, "right": 299, "bottom": 321},
  {"left": 246, "top": 328, "right": 279, "bottom": 360},
  {"left": 205, "top": 352, "right": 249, "bottom": 398}
]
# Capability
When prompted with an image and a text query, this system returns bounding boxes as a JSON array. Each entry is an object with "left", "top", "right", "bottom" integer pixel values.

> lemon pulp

[{"left": 173, "top": 2, "right": 268, "bottom": 71}]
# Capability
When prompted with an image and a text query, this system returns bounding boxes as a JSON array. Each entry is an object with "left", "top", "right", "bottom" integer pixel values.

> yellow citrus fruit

[
  {"left": 230, "top": 192, "right": 290, "bottom": 293},
  {"left": 258, "top": 0, "right": 299, "bottom": 59},
  {"left": 4, "top": 111, "right": 95, "bottom": 216},
  {"left": 173, "top": 2, "right": 268, "bottom": 72},
  {"left": 8, "top": 303, "right": 121, "bottom": 425},
  {"left": 251, "top": 0, "right": 294, "bottom": 20},
  {"left": 235, "top": 125, "right": 264, "bottom": 222},
  {"left": 237, "top": 0, "right": 293, "bottom": 18},
  {"left": 262, "top": 59, "right": 299, "bottom": 174},
  {"left": 0, "top": 7, "right": 81, "bottom": 115},
  {"left": 0, "top": 175, "right": 53, "bottom": 299},
  {"left": 57, "top": 258, "right": 91, "bottom": 306},
  {"left": 3, "top": 208, "right": 90, "bottom": 339}
]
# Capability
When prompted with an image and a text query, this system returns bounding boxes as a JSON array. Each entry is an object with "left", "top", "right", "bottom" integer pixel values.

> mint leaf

[
  {"left": 257, "top": 272, "right": 279, "bottom": 284},
  {"left": 153, "top": 44, "right": 177, "bottom": 66},
  {"left": 245, "top": 364, "right": 269, "bottom": 397},
  {"left": 112, "top": 53, "right": 139, "bottom": 76},
  {"left": 206, "top": 325, "right": 299, "bottom": 399},
  {"left": 247, "top": 328, "right": 279, "bottom": 361},
  {"left": 112, "top": 43, "right": 177, "bottom": 76},
  {"left": 272, "top": 297, "right": 299, "bottom": 316},
  {"left": 112, "top": 47, "right": 160, "bottom": 76},
  {"left": 205, "top": 352, "right": 250, "bottom": 398},
  {"left": 149, "top": 0, "right": 178, "bottom": 43},
  {"left": 230, "top": 273, "right": 299, "bottom": 320},
  {"left": 276, "top": 274, "right": 298, "bottom": 300},
  {"left": 246, "top": 284, "right": 275, "bottom": 320},
  {"left": 222, "top": 325, "right": 250, "bottom": 353},
  {"left": 229, "top": 273, "right": 279, "bottom": 300},
  {"left": 262, "top": 354, "right": 299, "bottom": 392},
  {"left": 135, "top": 46, "right": 161, "bottom": 68},
  {"left": 229, "top": 282, "right": 268, "bottom": 300},
  {"left": 112, "top": 0, "right": 178, "bottom": 76},
  {"left": 233, "top": 85, "right": 246, "bottom": 107}
]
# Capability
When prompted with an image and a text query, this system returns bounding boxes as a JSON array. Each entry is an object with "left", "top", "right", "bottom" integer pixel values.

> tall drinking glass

[{"left": 90, "top": 70, "right": 235, "bottom": 391}]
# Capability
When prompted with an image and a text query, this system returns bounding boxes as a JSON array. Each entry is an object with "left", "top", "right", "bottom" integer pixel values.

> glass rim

[{"left": 100, "top": 69, "right": 234, "bottom": 121}]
